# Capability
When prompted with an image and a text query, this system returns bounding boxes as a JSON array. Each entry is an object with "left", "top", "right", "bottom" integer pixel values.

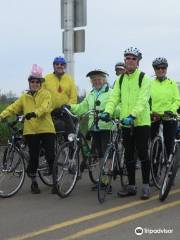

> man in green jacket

[{"left": 101, "top": 47, "right": 151, "bottom": 199}]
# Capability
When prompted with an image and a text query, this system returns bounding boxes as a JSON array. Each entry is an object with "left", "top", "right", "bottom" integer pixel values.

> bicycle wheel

[
  {"left": 0, "top": 145, "right": 25, "bottom": 198},
  {"left": 53, "top": 141, "right": 79, "bottom": 198},
  {"left": 98, "top": 146, "right": 114, "bottom": 204},
  {"left": 150, "top": 136, "right": 167, "bottom": 189},
  {"left": 159, "top": 147, "right": 180, "bottom": 202},
  {"left": 118, "top": 143, "right": 128, "bottom": 187},
  {"left": 88, "top": 154, "right": 100, "bottom": 184},
  {"left": 38, "top": 149, "right": 53, "bottom": 186}
]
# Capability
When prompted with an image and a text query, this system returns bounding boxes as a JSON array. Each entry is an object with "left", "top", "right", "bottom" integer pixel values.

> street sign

[
  {"left": 61, "top": 0, "right": 87, "bottom": 28},
  {"left": 63, "top": 29, "right": 85, "bottom": 53}
]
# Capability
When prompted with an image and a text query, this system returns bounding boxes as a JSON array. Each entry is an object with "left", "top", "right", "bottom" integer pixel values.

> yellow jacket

[
  {"left": 43, "top": 73, "right": 77, "bottom": 109},
  {"left": 0, "top": 88, "right": 55, "bottom": 135}
]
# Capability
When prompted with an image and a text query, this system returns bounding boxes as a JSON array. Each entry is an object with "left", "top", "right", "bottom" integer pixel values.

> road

[{"left": 0, "top": 168, "right": 180, "bottom": 240}]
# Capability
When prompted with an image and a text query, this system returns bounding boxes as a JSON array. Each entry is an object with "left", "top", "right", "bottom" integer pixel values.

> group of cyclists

[{"left": 0, "top": 46, "right": 180, "bottom": 200}]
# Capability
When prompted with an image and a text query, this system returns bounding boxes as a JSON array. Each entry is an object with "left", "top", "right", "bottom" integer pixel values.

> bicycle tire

[
  {"left": 159, "top": 147, "right": 180, "bottom": 201},
  {"left": 98, "top": 146, "right": 114, "bottom": 204},
  {"left": 88, "top": 155, "right": 100, "bottom": 184},
  {"left": 150, "top": 136, "right": 167, "bottom": 189},
  {"left": 0, "top": 145, "right": 25, "bottom": 198},
  {"left": 38, "top": 153, "right": 53, "bottom": 186},
  {"left": 53, "top": 141, "right": 79, "bottom": 198}
]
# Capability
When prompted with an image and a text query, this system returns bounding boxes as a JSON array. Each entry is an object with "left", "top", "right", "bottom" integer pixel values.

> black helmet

[{"left": 86, "top": 69, "right": 109, "bottom": 77}]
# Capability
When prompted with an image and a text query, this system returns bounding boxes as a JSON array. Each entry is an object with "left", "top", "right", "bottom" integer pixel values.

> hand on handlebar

[
  {"left": 25, "top": 112, "right": 36, "bottom": 120},
  {"left": 122, "top": 115, "right": 135, "bottom": 126},
  {"left": 99, "top": 112, "right": 110, "bottom": 122}
]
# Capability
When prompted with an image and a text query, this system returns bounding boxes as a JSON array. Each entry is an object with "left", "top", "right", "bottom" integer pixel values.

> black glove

[{"left": 25, "top": 112, "right": 36, "bottom": 120}]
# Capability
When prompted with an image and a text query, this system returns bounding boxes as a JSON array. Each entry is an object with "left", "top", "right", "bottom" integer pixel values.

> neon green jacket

[
  {"left": 105, "top": 69, "right": 151, "bottom": 126},
  {"left": 70, "top": 85, "right": 113, "bottom": 130},
  {"left": 0, "top": 88, "right": 55, "bottom": 135},
  {"left": 43, "top": 73, "right": 77, "bottom": 110},
  {"left": 151, "top": 78, "right": 180, "bottom": 114}
]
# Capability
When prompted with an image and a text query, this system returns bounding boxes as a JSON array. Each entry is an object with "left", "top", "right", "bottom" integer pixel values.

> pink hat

[{"left": 30, "top": 64, "right": 43, "bottom": 78}]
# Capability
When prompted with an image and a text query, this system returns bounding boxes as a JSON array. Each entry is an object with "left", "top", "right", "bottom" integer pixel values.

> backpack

[{"left": 119, "top": 72, "right": 152, "bottom": 109}]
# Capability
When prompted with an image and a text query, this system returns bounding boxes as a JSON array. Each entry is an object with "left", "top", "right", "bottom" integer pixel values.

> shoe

[
  {"left": 117, "top": 185, "right": 137, "bottom": 197},
  {"left": 141, "top": 184, "right": 150, "bottom": 200},
  {"left": 31, "top": 182, "right": 40, "bottom": 194}
]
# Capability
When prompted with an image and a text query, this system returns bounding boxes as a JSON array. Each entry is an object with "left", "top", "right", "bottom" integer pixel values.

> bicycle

[
  {"left": 150, "top": 116, "right": 167, "bottom": 189},
  {"left": 53, "top": 106, "right": 102, "bottom": 198},
  {"left": 159, "top": 115, "right": 180, "bottom": 201},
  {"left": 97, "top": 118, "right": 128, "bottom": 204},
  {"left": 0, "top": 115, "right": 63, "bottom": 198}
]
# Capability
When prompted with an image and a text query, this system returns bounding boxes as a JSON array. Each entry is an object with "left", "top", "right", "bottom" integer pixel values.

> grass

[{"left": 0, "top": 102, "right": 11, "bottom": 144}]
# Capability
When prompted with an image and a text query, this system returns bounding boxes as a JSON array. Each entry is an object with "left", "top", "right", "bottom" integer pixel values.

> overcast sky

[{"left": 0, "top": 0, "right": 179, "bottom": 96}]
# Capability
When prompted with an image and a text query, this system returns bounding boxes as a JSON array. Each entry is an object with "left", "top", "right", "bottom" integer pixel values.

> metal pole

[{"left": 63, "top": 0, "right": 74, "bottom": 77}]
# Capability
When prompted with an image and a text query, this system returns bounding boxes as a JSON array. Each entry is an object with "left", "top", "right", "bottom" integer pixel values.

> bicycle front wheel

[
  {"left": 0, "top": 146, "right": 25, "bottom": 198},
  {"left": 88, "top": 155, "right": 100, "bottom": 184},
  {"left": 159, "top": 148, "right": 180, "bottom": 202},
  {"left": 38, "top": 150, "right": 53, "bottom": 186},
  {"left": 98, "top": 146, "right": 114, "bottom": 204},
  {"left": 150, "top": 136, "right": 167, "bottom": 189},
  {"left": 53, "top": 142, "right": 79, "bottom": 198}
]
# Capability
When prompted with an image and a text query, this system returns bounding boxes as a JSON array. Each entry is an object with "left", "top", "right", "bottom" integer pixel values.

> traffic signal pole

[{"left": 63, "top": 0, "right": 74, "bottom": 77}]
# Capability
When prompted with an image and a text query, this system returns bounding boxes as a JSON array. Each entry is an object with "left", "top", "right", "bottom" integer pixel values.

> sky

[{"left": 0, "top": 0, "right": 179, "bottom": 96}]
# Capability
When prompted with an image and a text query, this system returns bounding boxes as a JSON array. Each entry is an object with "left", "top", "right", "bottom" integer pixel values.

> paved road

[{"left": 0, "top": 168, "right": 180, "bottom": 240}]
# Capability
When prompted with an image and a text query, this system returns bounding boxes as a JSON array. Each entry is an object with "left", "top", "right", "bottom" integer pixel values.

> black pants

[
  {"left": 122, "top": 126, "right": 150, "bottom": 185},
  {"left": 25, "top": 133, "right": 55, "bottom": 175},
  {"left": 151, "top": 120, "right": 177, "bottom": 157},
  {"left": 90, "top": 130, "right": 110, "bottom": 158}
]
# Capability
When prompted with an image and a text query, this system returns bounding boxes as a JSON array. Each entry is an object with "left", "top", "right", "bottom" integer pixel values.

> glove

[
  {"left": 25, "top": 112, "right": 36, "bottom": 120},
  {"left": 99, "top": 112, "right": 110, "bottom": 122},
  {"left": 164, "top": 111, "right": 175, "bottom": 118},
  {"left": 151, "top": 112, "right": 160, "bottom": 122},
  {"left": 122, "top": 115, "right": 135, "bottom": 126}
]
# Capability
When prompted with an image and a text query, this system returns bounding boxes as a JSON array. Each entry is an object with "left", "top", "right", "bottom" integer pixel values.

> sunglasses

[
  {"left": 155, "top": 66, "right": 167, "bottom": 70},
  {"left": 54, "top": 63, "right": 66, "bottom": 66},
  {"left": 125, "top": 57, "right": 137, "bottom": 61},
  {"left": 29, "top": 80, "right": 41, "bottom": 84}
]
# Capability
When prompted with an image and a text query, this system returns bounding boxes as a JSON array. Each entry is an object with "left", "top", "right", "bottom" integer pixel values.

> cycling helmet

[
  {"left": 86, "top": 69, "right": 109, "bottom": 77},
  {"left": 53, "top": 56, "right": 66, "bottom": 65},
  {"left": 115, "top": 62, "right": 125, "bottom": 69},
  {"left": 124, "top": 47, "right": 142, "bottom": 60},
  {"left": 28, "top": 64, "right": 44, "bottom": 82},
  {"left": 152, "top": 57, "right": 168, "bottom": 68}
]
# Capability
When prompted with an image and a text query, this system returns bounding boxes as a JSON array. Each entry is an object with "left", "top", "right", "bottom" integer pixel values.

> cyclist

[
  {"left": 65, "top": 70, "right": 113, "bottom": 190},
  {"left": 0, "top": 64, "right": 56, "bottom": 194},
  {"left": 43, "top": 56, "right": 77, "bottom": 137},
  {"left": 100, "top": 47, "right": 151, "bottom": 199},
  {"left": 115, "top": 62, "right": 126, "bottom": 76},
  {"left": 151, "top": 57, "right": 180, "bottom": 158}
]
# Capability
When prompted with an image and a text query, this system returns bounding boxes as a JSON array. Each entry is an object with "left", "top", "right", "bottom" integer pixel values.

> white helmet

[{"left": 124, "top": 47, "right": 142, "bottom": 60}]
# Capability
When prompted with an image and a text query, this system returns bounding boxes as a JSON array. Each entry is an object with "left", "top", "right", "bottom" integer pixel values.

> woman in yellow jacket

[{"left": 0, "top": 65, "right": 55, "bottom": 194}]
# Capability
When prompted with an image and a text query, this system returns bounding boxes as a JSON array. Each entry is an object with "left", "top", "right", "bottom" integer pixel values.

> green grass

[{"left": 0, "top": 102, "right": 11, "bottom": 144}]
